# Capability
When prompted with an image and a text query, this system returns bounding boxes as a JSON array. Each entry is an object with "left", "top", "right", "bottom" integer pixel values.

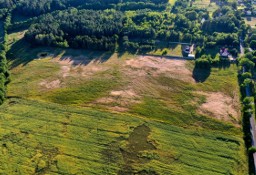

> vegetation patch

[{"left": 119, "top": 124, "right": 156, "bottom": 174}]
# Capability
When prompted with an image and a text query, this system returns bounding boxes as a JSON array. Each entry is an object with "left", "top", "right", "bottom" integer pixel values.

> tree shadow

[
  {"left": 211, "top": 59, "right": 231, "bottom": 70},
  {"left": 217, "top": 60, "right": 231, "bottom": 69},
  {"left": 192, "top": 67, "right": 211, "bottom": 83},
  {"left": 58, "top": 49, "right": 112, "bottom": 66},
  {"left": 7, "top": 38, "right": 41, "bottom": 68},
  {"left": 116, "top": 47, "right": 137, "bottom": 58},
  {"left": 7, "top": 38, "right": 113, "bottom": 68}
]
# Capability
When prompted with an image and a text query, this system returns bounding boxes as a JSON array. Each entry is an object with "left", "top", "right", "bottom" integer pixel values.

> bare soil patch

[
  {"left": 197, "top": 92, "right": 240, "bottom": 125},
  {"left": 96, "top": 89, "right": 140, "bottom": 112},
  {"left": 124, "top": 56, "right": 194, "bottom": 83},
  {"left": 39, "top": 79, "right": 61, "bottom": 90}
]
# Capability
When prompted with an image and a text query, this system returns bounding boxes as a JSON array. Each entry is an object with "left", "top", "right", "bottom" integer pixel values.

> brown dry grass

[
  {"left": 39, "top": 79, "right": 62, "bottom": 89},
  {"left": 124, "top": 56, "right": 194, "bottom": 83},
  {"left": 197, "top": 91, "right": 240, "bottom": 125}
]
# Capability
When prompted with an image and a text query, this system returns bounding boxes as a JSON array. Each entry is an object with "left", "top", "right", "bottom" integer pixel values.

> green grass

[
  {"left": 0, "top": 98, "right": 247, "bottom": 174},
  {"left": 196, "top": 64, "right": 240, "bottom": 96},
  {"left": 149, "top": 44, "right": 183, "bottom": 56}
]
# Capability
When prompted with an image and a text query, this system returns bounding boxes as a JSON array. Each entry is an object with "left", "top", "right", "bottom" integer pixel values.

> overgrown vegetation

[
  {"left": 0, "top": 12, "right": 11, "bottom": 104},
  {"left": 0, "top": 98, "right": 247, "bottom": 174}
]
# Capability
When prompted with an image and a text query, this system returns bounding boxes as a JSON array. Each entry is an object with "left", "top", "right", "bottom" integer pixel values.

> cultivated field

[
  {"left": 0, "top": 98, "right": 247, "bottom": 174},
  {"left": 1, "top": 31, "right": 248, "bottom": 174}
]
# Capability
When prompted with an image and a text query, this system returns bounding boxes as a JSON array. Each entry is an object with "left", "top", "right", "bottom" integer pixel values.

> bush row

[{"left": 0, "top": 12, "right": 11, "bottom": 104}]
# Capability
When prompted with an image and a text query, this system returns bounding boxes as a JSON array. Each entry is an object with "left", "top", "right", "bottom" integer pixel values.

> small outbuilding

[{"left": 188, "top": 54, "right": 195, "bottom": 59}]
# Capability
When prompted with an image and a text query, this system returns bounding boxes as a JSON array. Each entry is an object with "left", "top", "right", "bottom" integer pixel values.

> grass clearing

[
  {"left": 169, "top": 0, "right": 177, "bottom": 5},
  {"left": 244, "top": 17, "right": 256, "bottom": 28},
  {"left": 149, "top": 44, "right": 183, "bottom": 56},
  {"left": 192, "top": 0, "right": 218, "bottom": 16}
]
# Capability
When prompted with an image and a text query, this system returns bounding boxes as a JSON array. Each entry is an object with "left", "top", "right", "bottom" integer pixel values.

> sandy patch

[
  {"left": 197, "top": 92, "right": 240, "bottom": 125},
  {"left": 39, "top": 79, "right": 61, "bottom": 89},
  {"left": 124, "top": 56, "right": 194, "bottom": 82},
  {"left": 61, "top": 66, "right": 71, "bottom": 78},
  {"left": 110, "top": 90, "right": 138, "bottom": 98},
  {"left": 96, "top": 89, "right": 140, "bottom": 112}
]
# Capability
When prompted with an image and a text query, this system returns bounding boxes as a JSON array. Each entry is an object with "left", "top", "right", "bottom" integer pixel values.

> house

[
  {"left": 246, "top": 10, "right": 252, "bottom": 16},
  {"left": 201, "top": 18, "right": 205, "bottom": 24},
  {"left": 220, "top": 48, "right": 229, "bottom": 57}
]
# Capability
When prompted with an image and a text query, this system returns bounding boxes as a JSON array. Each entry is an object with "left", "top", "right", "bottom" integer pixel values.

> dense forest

[
  {"left": 24, "top": 4, "right": 244, "bottom": 54},
  {"left": 0, "top": 0, "right": 169, "bottom": 17}
]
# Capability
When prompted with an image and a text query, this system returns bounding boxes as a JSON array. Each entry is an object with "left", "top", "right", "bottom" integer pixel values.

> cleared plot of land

[
  {"left": 0, "top": 98, "right": 247, "bottom": 174},
  {"left": 192, "top": 0, "right": 218, "bottom": 16},
  {"left": 244, "top": 17, "right": 256, "bottom": 28},
  {"left": 192, "top": 0, "right": 211, "bottom": 8},
  {"left": 8, "top": 50, "right": 241, "bottom": 126},
  {"left": 5, "top": 31, "right": 247, "bottom": 174},
  {"left": 197, "top": 92, "right": 240, "bottom": 124}
]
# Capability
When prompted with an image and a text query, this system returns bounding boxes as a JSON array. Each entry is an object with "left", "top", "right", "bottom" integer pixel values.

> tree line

[
  {"left": 0, "top": 0, "right": 168, "bottom": 18},
  {"left": 0, "top": 12, "right": 11, "bottom": 104},
  {"left": 24, "top": 4, "right": 245, "bottom": 53}
]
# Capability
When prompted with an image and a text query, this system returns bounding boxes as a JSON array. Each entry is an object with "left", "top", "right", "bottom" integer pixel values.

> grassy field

[
  {"left": 1, "top": 30, "right": 248, "bottom": 174},
  {"left": 0, "top": 98, "right": 247, "bottom": 174}
]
